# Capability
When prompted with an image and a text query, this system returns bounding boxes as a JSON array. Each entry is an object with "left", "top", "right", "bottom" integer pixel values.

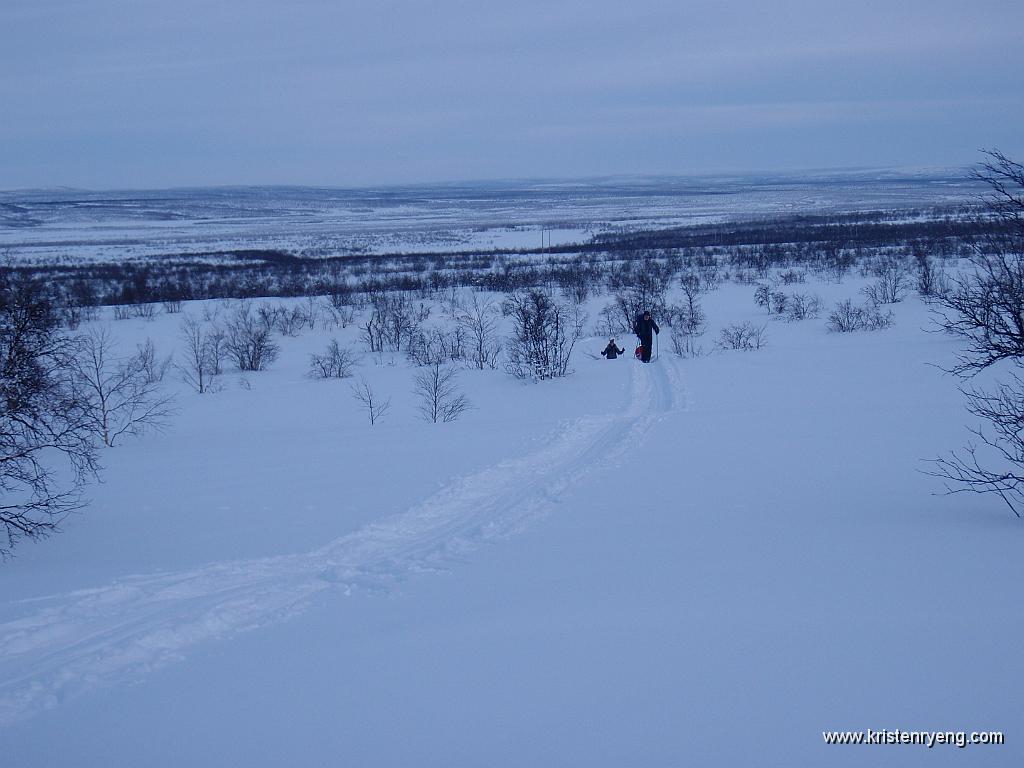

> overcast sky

[{"left": 2, "top": 0, "right": 1022, "bottom": 189}]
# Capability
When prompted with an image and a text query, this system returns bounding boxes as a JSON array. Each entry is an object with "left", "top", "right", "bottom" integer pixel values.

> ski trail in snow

[{"left": 0, "top": 359, "right": 686, "bottom": 726}]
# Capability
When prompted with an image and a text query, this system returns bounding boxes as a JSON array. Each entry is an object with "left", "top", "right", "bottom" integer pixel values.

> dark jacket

[
  {"left": 633, "top": 315, "right": 660, "bottom": 340},
  {"left": 602, "top": 342, "right": 625, "bottom": 359}
]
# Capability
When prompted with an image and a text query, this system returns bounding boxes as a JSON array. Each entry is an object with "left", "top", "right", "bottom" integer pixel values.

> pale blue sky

[{"left": 2, "top": 0, "right": 1022, "bottom": 189}]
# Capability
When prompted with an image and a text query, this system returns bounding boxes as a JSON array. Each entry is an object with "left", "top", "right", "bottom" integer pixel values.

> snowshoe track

[{"left": 0, "top": 359, "right": 686, "bottom": 726}]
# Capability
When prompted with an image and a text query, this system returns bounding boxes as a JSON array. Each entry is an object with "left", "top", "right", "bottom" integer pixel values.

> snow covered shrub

[
  {"left": 826, "top": 300, "right": 894, "bottom": 332},
  {"left": 770, "top": 291, "right": 788, "bottom": 315},
  {"left": 670, "top": 322, "right": 705, "bottom": 358},
  {"left": 717, "top": 322, "right": 767, "bottom": 351},
  {"left": 864, "top": 306, "right": 894, "bottom": 330},
  {"left": 277, "top": 305, "right": 308, "bottom": 337},
  {"left": 913, "top": 249, "right": 949, "bottom": 299},
  {"left": 162, "top": 300, "right": 182, "bottom": 314},
  {"left": 753, "top": 286, "right": 790, "bottom": 315},
  {"left": 826, "top": 300, "right": 864, "bottom": 332},
  {"left": 406, "top": 327, "right": 466, "bottom": 366},
  {"left": 862, "top": 257, "right": 912, "bottom": 304},
  {"left": 131, "top": 303, "right": 158, "bottom": 321},
  {"left": 362, "top": 293, "right": 429, "bottom": 353},
  {"left": 595, "top": 302, "right": 628, "bottom": 338},
  {"left": 556, "top": 258, "right": 599, "bottom": 305},
  {"left": 784, "top": 293, "right": 823, "bottom": 322},
  {"left": 503, "top": 289, "right": 584, "bottom": 381},
  {"left": 610, "top": 257, "right": 671, "bottom": 331},
  {"left": 61, "top": 300, "right": 99, "bottom": 330},
  {"left": 113, "top": 305, "right": 132, "bottom": 320},
  {"left": 732, "top": 269, "right": 760, "bottom": 285},
  {"left": 668, "top": 279, "right": 707, "bottom": 357},
  {"left": 322, "top": 298, "right": 357, "bottom": 329},
  {"left": 820, "top": 242, "right": 856, "bottom": 283},
  {"left": 309, "top": 339, "right": 357, "bottom": 379},
  {"left": 779, "top": 269, "right": 806, "bottom": 284},
  {"left": 754, "top": 284, "right": 771, "bottom": 312},
  {"left": 225, "top": 304, "right": 279, "bottom": 371},
  {"left": 696, "top": 262, "right": 723, "bottom": 291}
]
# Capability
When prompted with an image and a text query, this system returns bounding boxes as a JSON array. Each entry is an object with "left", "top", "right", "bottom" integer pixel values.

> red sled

[{"left": 635, "top": 345, "right": 644, "bottom": 360}]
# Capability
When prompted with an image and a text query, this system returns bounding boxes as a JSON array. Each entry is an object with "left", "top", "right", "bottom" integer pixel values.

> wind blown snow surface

[{"left": 1, "top": 279, "right": 1021, "bottom": 767}]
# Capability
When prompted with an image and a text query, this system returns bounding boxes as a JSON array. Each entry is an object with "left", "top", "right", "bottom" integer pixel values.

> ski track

[{"left": 0, "top": 357, "right": 687, "bottom": 727}]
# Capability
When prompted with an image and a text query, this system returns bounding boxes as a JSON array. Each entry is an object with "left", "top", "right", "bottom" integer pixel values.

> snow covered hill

[{"left": 2, "top": 275, "right": 1020, "bottom": 767}]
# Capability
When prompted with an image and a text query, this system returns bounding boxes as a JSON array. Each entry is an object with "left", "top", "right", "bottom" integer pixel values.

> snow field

[{"left": 2, "top": 273, "right": 1022, "bottom": 766}]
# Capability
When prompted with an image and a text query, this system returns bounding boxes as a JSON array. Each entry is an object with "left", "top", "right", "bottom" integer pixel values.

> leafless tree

[
  {"left": 177, "top": 315, "right": 223, "bottom": 394},
  {"left": 350, "top": 377, "right": 391, "bottom": 425},
  {"left": 932, "top": 153, "right": 1024, "bottom": 376},
  {"left": 134, "top": 338, "right": 172, "bottom": 385},
  {"left": 913, "top": 246, "right": 947, "bottom": 299},
  {"left": 457, "top": 294, "right": 502, "bottom": 370},
  {"left": 73, "top": 327, "right": 175, "bottom": 447},
  {"left": 303, "top": 296, "right": 321, "bottom": 331},
  {"left": 929, "top": 150, "right": 1024, "bottom": 515},
  {"left": 928, "top": 374, "right": 1024, "bottom": 517},
  {"left": 360, "top": 311, "right": 386, "bottom": 353},
  {"left": 414, "top": 362, "right": 471, "bottom": 423},
  {"left": 0, "top": 279, "right": 97, "bottom": 555},
  {"left": 309, "top": 339, "right": 357, "bottom": 379}
]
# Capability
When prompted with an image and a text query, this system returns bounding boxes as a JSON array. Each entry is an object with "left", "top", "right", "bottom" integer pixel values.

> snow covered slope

[{"left": 1, "top": 278, "right": 1020, "bottom": 767}]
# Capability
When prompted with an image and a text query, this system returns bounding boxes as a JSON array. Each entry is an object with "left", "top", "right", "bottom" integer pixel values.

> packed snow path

[{"left": 0, "top": 358, "right": 685, "bottom": 726}]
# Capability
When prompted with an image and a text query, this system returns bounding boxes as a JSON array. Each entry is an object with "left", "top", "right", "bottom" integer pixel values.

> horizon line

[{"left": 0, "top": 163, "right": 977, "bottom": 197}]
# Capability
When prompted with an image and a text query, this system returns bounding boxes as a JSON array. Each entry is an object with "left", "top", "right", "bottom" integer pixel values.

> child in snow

[{"left": 601, "top": 338, "right": 625, "bottom": 359}]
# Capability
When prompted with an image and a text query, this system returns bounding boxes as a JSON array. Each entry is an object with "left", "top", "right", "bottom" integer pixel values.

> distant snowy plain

[{"left": 0, "top": 170, "right": 981, "bottom": 265}]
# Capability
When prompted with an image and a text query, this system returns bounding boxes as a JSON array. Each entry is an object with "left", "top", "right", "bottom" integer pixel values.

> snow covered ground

[{"left": 1, "top": 274, "right": 1021, "bottom": 766}]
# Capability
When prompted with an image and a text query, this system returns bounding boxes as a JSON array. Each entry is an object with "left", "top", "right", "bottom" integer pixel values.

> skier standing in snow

[
  {"left": 601, "top": 338, "right": 625, "bottom": 359},
  {"left": 633, "top": 310, "right": 660, "bottom": 363}
]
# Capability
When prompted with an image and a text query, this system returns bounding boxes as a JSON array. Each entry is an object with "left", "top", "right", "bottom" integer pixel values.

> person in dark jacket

[
  {"left": 601, "top": 338, "right": 625, "bottom": 359},
  {"left": 633, "top": 310, "right": 660, "bottom": 362}
]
